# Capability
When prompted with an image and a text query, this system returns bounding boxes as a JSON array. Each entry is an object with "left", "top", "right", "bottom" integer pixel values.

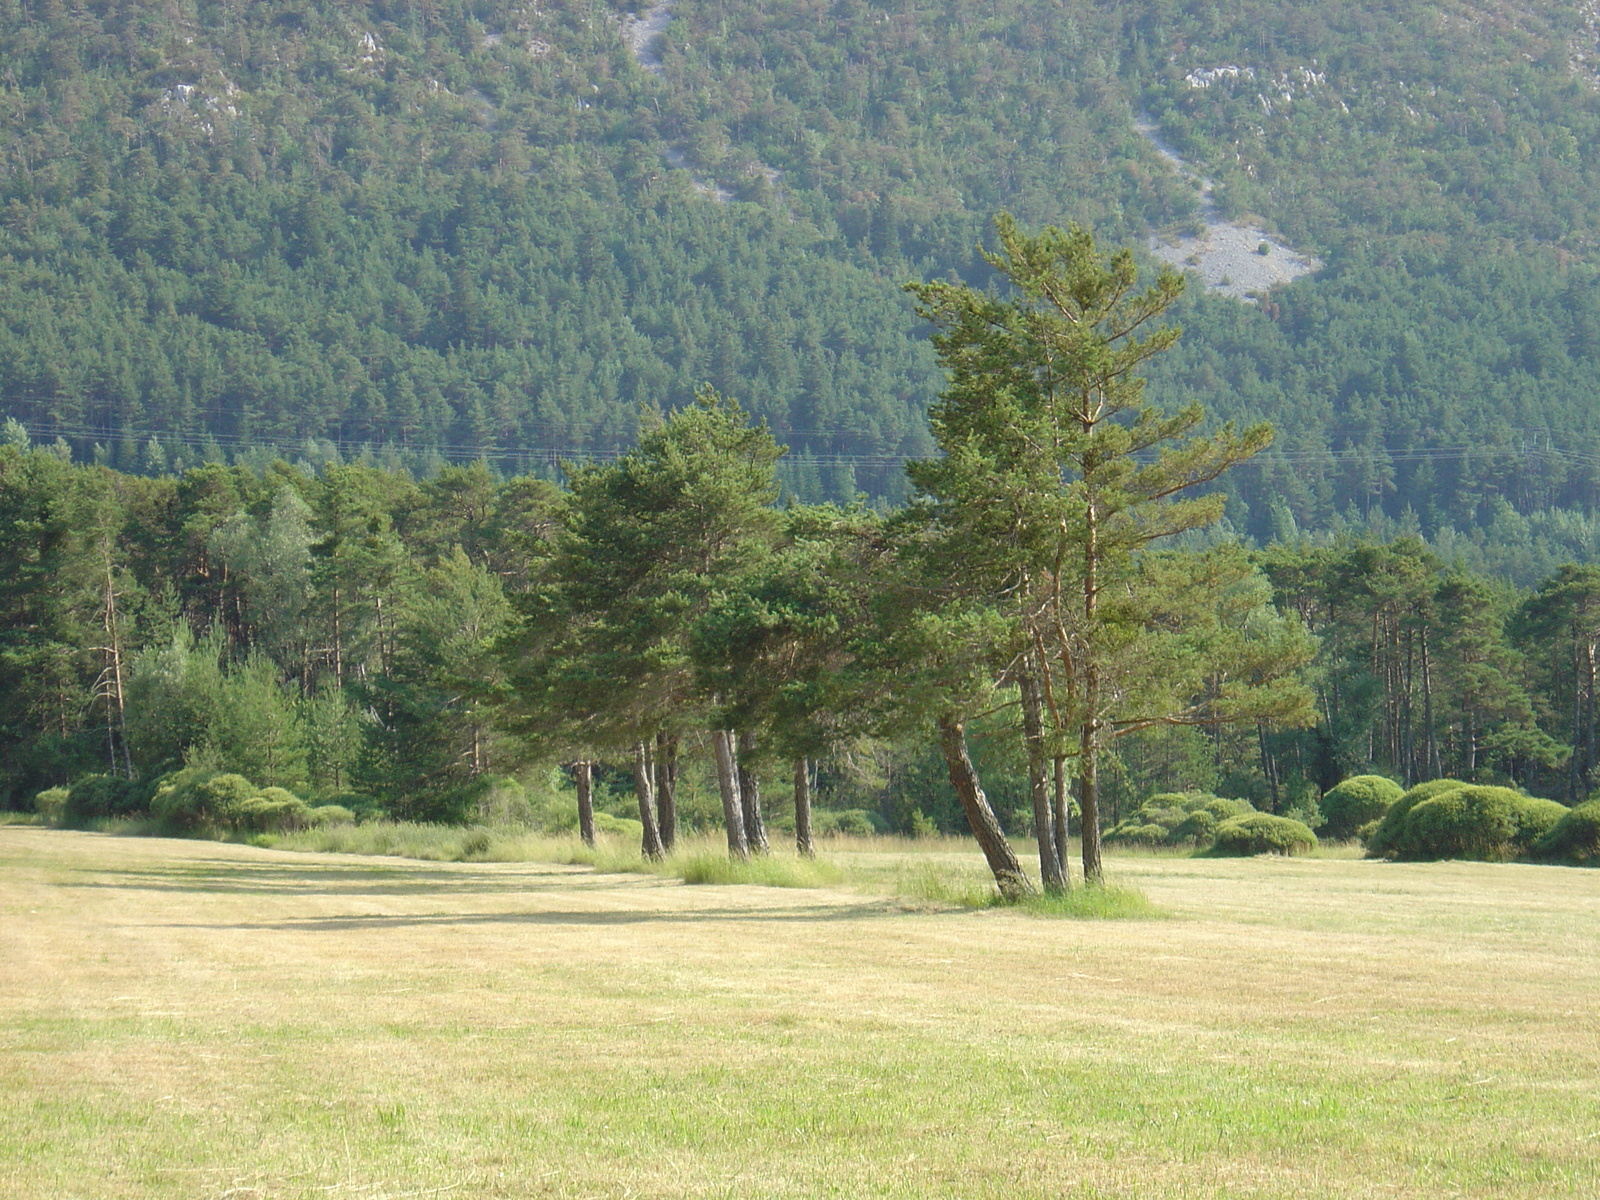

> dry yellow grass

[{"left": 2, "top": 827, "right": 1598, "bottom": 1199}]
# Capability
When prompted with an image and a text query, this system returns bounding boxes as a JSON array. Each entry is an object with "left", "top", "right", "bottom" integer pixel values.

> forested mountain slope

[{"left": 4, "top": 0, "right": 1600, "bottom": 548}]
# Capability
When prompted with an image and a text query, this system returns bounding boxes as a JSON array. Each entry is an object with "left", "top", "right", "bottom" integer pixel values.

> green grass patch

[
  {"left": 1006, "top": 882, "right": 1161, "bottom": 919},
  {"left": 0, "top": 812, "right": 46, "bottom": 827}
]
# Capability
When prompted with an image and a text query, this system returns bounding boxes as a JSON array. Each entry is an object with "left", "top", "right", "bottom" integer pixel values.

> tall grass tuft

[
  {"left": 1008, "top": 883, "right": 1161, "bottom": 919},
  {"left": 673, "top": 848, "right": 845, "bottom": 888}
]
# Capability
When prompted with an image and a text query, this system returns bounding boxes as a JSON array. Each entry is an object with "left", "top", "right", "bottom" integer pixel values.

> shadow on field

[
  {"left": 161, "top": 902, "right": 894, "bottom": 932},
  {"left": 68, "top": 860, "right": 615, "bottom": 898}
]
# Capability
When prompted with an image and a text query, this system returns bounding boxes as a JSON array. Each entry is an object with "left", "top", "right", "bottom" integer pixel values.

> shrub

[
  {"left": 1167, "top": 809, "right": 1219, "bottom": 844},
  {"left": 308, "top": 804, "right": 356, "bottom": 826},
  {"left": 33, "top": 786, "right": 69, "bottom": 825},
  {"left": 62, "top": 774, "right": 143, "bottom": 826},
  {"left": 1384, "top": 785, "right": 1567, "bottom": 861},
  {"left": 1210, "top": 813, "right": 1317, "bottom": 856},
  {"left": 151, "top": 770, "right": 256, "bottom": 832},
  {"left": 1365, "top": 779, "right": 1471, "bottom": 857},
  {"left": 1354, "top": 818, "right": 1381, "bottom": 844},
  {"left": 317, "top": 792, "right": 386, "bottom": 822},
  {"left": 812, "top": 809, "right": 881, "bottom": 837},
  {"left": 1106, "top": 792, "right": 1254, "bottom": 847},
  {"left": 593, "top": 810, "right": 644, "bottom": 839},
  {"left": 1319, "top": 774, "right": 1403, "bottom": 839},
  {"left": 1535, "top": 800, "right": 1600, "bottom": 863},
  {"left": 234, "top": 787, "right": 315, "bottom": 833}
]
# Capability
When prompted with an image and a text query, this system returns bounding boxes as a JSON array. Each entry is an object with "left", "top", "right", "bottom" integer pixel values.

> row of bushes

[
  {"left": 1106, "top": 792, "right": 1319, "bottom": 856},
  {"left": 36, "top": 770, "right": 357, "bottom": 836},
  {"left": 1317, "top": 773, "right": 1600, "bottom": 864}
]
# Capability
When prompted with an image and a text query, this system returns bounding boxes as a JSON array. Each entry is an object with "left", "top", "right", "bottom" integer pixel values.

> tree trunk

[
  {"left": 1080, "top": 494, "right": 1105, "bottom": 885},
  {"left": 712, "top": 729, "right": 749, "bottom": 859},
  {"left": 574, "top": 760, "right": 596, "bottom": 848},
  {"left": 794, "top": 757, "right": 814, "bottom": 858},
  {"left": 654, "top": 732, "right": 678, "bottom": 852},
  {"left": 1079, "top": 716, "right": 1104, "bottom": 884},
  {"left": 737, "top": 730, "right": 769, "bottom": 855},
  {"left": 1019, "top": 667, "right": 1065, "bottom": 891},
  {"left": 936, "top": 714, "right": 1034, "bottom": 900},
  {"left": 1052, "top": 752, "right": 1071, "bottom": 889},
  {"left": 633, "top": 741, "right": 664, "bottom": 860}
]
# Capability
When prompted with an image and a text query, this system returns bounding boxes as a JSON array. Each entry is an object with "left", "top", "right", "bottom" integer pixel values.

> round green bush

[
  {"left": 1201, "top": 797, "right": 1253, "bottom": 820},
  {"left": 63, "top": 773, "right": 143, "bottom": 825},
  {"left": 234, "top": 787, "right": 315, "bottom": 833},
  {"left": 813, "top": 809, "right": 879, "bottom": 837},
  {"left": 1210, "top": 813, "right": 1318, "bottom": 856},
  {"left": 32, "top": 786, "right": 69, "bottom": 825},
  {"left": 1319, "top": 774, "right": 1403, "bottom": 839},
  {"left": 1386, "top": 785, "right": 1567, "bottom": 861},
  {"left": 1167, "top": 809, "right": 1220, "bottom": 844},
  {"left": 308, "top": 804, "right": 357, "bottom": 826},
  {"left": 151, "top": 770, "right": 256, "bottom": 832},
  {"left": 1365, "top": 779, "right": 1471, "bottom": 857},
  {"left": 1354, "top": 818, "right": 1381, "bottom": 844},
  {"left": 1535, "top": 799, "right": 1600, "bottom": 863}
]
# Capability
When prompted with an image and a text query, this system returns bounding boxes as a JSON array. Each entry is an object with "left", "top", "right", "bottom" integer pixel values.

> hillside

[{"left": 4, "top": 0, "right": 1600, "bottom": 553}]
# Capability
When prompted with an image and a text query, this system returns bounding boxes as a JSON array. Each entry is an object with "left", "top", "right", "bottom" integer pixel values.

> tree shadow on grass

[
  {"left": 164, "top": 902, "right": 898, "bottom": 931},
  {"left": 65, "top": 859, "right": 626, "bottom": 898}
]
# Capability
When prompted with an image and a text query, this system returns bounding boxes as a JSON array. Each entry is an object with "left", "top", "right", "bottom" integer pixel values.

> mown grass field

[{"left": 2, "top": 828, "right": 1597, "bottom": 1199}]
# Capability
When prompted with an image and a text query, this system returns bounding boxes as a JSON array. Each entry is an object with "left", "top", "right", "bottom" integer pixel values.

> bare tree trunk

[
  {"left": 737, "top": 731, "right": 769, "bottom": 855},
  {"left": 712, "top": 730, "right": 749, "bottom": 859},
  {"left": 655, "top": 732, "right": 678, "bottom": 852},
  {"left": 936, "top": 714, "right": 1034, "bottom": 901},
  {"left": 633, "top": 741, "right": 664, "bottom": 860},
  {"left": 794, "top": 757, "right": 814, "bottom": 858},
  {"left": 1052, "top": 753, "right": 1070, "bottom": 890},
  {"left": 573, "top": 760, "right": 596, "bottom": 848},
  {"left": 1019, "top": 668, "right": 1065, "bottom": 891}
]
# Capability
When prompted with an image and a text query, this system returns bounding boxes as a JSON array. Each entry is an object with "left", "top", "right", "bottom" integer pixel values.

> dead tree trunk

[
  {"left": 737, "top": 731, "right": 769, "bottom": 855},
  {"left": 794, "top": 757, "right": 814, "bottom": 858},
  {"left": 712, "top": 730, "right": 749, "bottom": 859},
  {"left": 633, "top": 741, "right": 664, "bottom": 860},
  {"left": 573, "top": 760, "right": 596, "bottom": 848},
  {"left": 936, "top": 714, "right": 1034, "bottom": 901}
]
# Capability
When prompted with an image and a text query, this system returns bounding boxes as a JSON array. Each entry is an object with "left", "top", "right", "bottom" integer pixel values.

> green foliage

[
  {"left": 1364, "top": 779, "right": 1472, "bottom": 858},
  {"left": 811, "top": 809, "right": 884, "bottom": 837},
  {"left": 308, "top": 804, "right": 357, "bottom": 827},
  {"left": 1378, "top": 784, "right": 1567, "bottom": 861},
  {"left": 1534, "top": 799, "right": 1600, "bottom": 864},
  {"left": 1107, "top": 792, "right": 1253, "bottom": 847},
  {"left": 62, "top": 774, "right": 145, "bottom": 826},
  {"left": 1319, "top": 775, "right": 1404, "bottom": 839},
  {"left": 151, "top": 770, "right": 259, "bottom": 833},
  {"left": 32, "top": 786, "right": 69, "bottom": 824},
  {"left": 234, "top": 788, "right": 317, "bottom": 834},
  {"left": 1210, "top": 813, "right": 1318, "bottom": 856}
]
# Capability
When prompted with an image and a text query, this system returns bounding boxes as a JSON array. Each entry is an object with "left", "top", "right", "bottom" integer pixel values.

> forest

[{"left": 4, "top": 0, "right": 1600, "bottom": 566}]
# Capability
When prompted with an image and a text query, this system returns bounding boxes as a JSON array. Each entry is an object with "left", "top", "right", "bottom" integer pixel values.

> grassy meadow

[{"left": 2, "top": 827, "right": 1597, "bottom": 1199}]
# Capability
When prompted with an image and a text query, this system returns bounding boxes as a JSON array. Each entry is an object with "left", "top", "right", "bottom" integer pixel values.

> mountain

[{"left": 4, "top": 0, "right": 1600, "bottom": 560}]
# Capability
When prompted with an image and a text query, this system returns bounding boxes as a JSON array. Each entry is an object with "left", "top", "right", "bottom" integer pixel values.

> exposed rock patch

[{"left": 1137, "top": 115, "right": 1320, "bottom": 301}]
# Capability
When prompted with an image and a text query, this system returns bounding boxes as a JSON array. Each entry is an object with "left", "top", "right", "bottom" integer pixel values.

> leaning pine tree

[{"left": 906, "top": 215, "right": 1315, "bottom": 888}]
